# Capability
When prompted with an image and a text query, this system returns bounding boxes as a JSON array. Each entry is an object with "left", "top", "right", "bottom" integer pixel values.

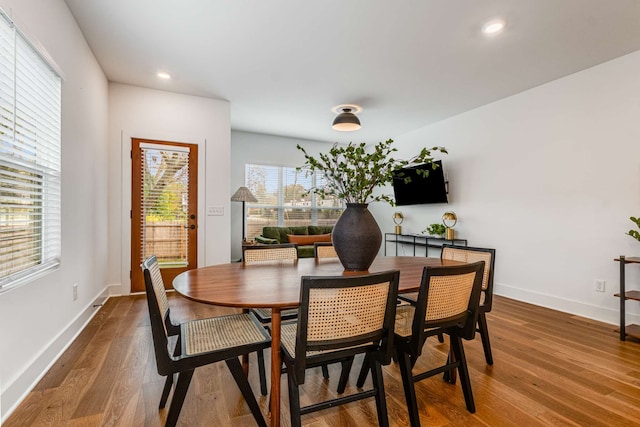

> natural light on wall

[{"left": 0, "top": 9, "right": 62, "bottom": 292}]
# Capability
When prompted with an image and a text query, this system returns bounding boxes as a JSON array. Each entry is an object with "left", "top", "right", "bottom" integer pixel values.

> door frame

[{"left": 120, "top": 131, "right": 206, "bottom": 294}]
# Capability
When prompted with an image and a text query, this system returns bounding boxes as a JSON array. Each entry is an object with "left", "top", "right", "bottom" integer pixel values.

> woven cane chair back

[
  {"left": 314, "top": 242, "right": 338, "bottom": 258},
  {"left": 441, "top": 246, "right": 493, "bottom": 291},
  {"left": 143, "top": 255, "right": 172, "bottom": 336},
  {"left": 244, "top": 244, "right": 298, "bottom": 264},
  {"left": 293, "top": 271, "right": 399, "bottom": 366},
  {"left": 409, "top": 262, "right": 485, "bottom": 343}
]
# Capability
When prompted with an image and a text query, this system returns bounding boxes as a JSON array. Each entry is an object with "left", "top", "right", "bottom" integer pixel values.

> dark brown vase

[{"left": 332, "top": 203, "right": 382, "bottom": 271}]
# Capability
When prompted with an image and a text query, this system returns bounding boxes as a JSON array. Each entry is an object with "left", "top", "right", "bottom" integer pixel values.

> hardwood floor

[{"left": 6, "top": 294, "right": 640, "bottom": 426}]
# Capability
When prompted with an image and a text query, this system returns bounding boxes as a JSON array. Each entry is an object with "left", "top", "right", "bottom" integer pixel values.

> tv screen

[{"left": 392, "top": 160, "right": 448, "bottom": 205}]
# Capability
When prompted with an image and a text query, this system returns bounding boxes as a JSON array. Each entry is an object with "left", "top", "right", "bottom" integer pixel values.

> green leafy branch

[
  {"left": 627, "top": 216, "right": 640, "bottom": 242},
  {"left": 297, "top": 138, "right": 447, "bottom": 205}
]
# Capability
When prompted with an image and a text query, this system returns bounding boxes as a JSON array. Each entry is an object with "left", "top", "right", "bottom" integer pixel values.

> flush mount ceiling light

[
  {"left": 332, "top": 104, "right": 362, "bottom": 131},
  {"left": 157, "top": 71, "right": 171, "bottom": 79},
  {"left": 482, "top": 19, "right": 506, "bottom": 36}
]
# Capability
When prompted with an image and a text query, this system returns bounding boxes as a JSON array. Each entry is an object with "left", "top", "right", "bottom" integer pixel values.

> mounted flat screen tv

[{"left": 392, "top": 160, "right": 448, "bottom": 205}]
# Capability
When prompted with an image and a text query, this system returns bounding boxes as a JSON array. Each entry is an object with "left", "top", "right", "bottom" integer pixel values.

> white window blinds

[{"left": 0, "top": 10, "right": 62, "bottom": 290}]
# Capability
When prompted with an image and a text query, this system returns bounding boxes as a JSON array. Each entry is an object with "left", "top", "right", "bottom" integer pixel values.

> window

[
  {"left": 245, "top": 164, "right": 342, "bottom": 239},
  {"left": 0, "top": 10, "right": 62, "bottom": 291}
]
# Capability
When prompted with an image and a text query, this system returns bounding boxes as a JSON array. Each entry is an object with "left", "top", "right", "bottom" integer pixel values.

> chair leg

[
  {"left": 165, "top": 369, "right": 194, "bottom": 427},
  {"left": 437, "top": 333, "right": 445, "bottom": 343},
  {"left": 286, "top": 363, "right": 302, "bottom": 427},
  {"left": 226, "top": 357, "right": 268, "bottom": 427},
  {"left": 257, "top": 349, "right": 268, "bottom": 395},
  {"left": 356, "top": 353, "right": 370, "bottom": 388},
  {"left": 321, "top": 364, "right": 330, "bottom": 379},
  {"left": 477, "top": 312, "right": 493, "bottom": 365},
  {"left": 337, "top": 357, "right": 354, "bottom": 394},
  {"left": 451, "top": 335, "right": 475, "bottom": 413},
  {"left": 397, "top": 350, "right": 420, "bottom": 427},
  {"left": 370, "top": 357, "right": 390, "bottom": 427},
  {"left": 159, "top": 373, "right": 174, "bottom": 409}
]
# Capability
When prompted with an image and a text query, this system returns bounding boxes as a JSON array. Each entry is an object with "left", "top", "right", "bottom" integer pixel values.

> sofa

[{"left": 254, "top": 225, "right": 334, "bottom": 258}]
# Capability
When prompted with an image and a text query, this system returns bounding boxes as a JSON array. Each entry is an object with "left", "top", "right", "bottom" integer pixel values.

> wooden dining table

[{"left": 172, "top": 255, "right": 462, "bottom": 427}]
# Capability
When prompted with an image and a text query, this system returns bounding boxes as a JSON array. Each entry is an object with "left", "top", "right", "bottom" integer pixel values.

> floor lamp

[{"left": 231, "top": 186, "right": 258, "bottom": 242}]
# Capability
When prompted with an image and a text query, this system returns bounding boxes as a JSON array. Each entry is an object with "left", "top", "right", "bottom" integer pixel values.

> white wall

[
  {"left": 371, "top": 49, "right": 640, "bottom": 326},
  {"left": 230, "top": 131, "right": 332, "bottom": 259},
  {"left": 108, "top": 84, "right": 231, "bottom": 293},
  {"left": 0, "top": 0, "right": 109, "bottom": 420}
]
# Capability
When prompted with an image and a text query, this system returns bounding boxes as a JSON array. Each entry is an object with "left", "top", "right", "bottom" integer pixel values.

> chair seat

[
  {"left": 251, "top": 307, "right": 299, "bottom": 323},
  {"left": 280, "top": 322, "right": 371, "bottom": 359},
  {"left": 182, "top": 313, "right": 271, "bottom": 356}
]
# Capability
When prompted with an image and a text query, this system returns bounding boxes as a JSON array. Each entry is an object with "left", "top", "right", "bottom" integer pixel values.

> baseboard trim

[
  {"left": 1, "top": 284, "right": 119, "bottom": 423},
  {"left": 495, "top": 282, "right": 638, "bottom": 327}
]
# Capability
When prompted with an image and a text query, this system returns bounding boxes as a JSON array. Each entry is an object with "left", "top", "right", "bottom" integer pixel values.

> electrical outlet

[
  {"left": 595, "top": 280, "right": 605, "bottom": 292},
  {"left": 73, "top": 283, "right": 78, "bottom": 301}
]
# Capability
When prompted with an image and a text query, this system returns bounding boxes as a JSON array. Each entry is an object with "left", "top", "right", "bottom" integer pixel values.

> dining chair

[
  {"left": 281, "top": 270, "right": 400, "bottom": 427},
  {"left": 243, "top": 243, "right": 302, "bottom": 393},
  {"left": 142, "top": 255, "right": 271, "bottom": 427},
  {"left": 385, "top": 262, "right": 484, "bottom": 426},
  {"left": 314, "top": 241, "right": 338, "bottom": 258},
  {"left": 399, "top": 244, "right": 496, "bottom": 365}
]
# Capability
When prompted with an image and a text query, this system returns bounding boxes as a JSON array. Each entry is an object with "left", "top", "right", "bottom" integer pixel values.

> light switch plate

[{"left": 207, "top": 206, "right": 224, "bottom": 216}]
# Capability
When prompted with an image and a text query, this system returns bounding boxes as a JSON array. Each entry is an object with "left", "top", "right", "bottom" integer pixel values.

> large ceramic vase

[{"left": 332, "top": 203, "right": 382, "bottom": 271}]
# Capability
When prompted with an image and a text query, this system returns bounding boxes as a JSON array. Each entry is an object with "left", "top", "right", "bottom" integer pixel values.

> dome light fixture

[{"left": 332, "top": 104, "right": 362, "bottom": 131}]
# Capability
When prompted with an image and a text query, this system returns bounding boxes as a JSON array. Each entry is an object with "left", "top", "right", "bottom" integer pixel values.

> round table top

[{"left": 172, "top": 256, "right": 462, "bottom": 308}]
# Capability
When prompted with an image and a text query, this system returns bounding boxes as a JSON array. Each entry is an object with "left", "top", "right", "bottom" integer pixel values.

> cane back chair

[
  {"left": 282, "top": 270, "right": 400, "bottom": 427},
  {"left": 392, "top": 262, "right": 484, "bottom": 426},
  {"left": 399, "top": 244, "right": 496, "bottom": 365},
  {"left": 142, "top": 255, "right": 271, "bottom": 427}
]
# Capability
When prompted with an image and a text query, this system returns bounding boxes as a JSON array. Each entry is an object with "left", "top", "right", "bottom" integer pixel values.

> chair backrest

[
  {"left": 294, "top": 270, "right": 400, "bottom": 382},
  {"left": 442, "top": 244, "right": 495, "bottom": 309},
  {"left": 408, "top": 262, "right": 485, "bottom": 355},
  {"left": 314, "top": 242, "right": 338, "bottom": 258},
  {"left": 142, "top": 255, "right": 176, "bottom": 375},
  {"left": 243, "top": 243, "right": 298, "bottom": 264}
]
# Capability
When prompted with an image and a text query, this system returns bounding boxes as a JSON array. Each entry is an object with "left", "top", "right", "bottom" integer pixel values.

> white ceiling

[{"left": 64, "top": 0, "right": 640, "bottom": 144}]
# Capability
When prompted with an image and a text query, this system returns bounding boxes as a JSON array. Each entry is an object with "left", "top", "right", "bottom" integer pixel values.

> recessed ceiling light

[
  {"left": 482, "top": 19, "right": 506, "bottom": 35},
  {"left": 157, "top": 72, "right": 171, "bottom": 80}
]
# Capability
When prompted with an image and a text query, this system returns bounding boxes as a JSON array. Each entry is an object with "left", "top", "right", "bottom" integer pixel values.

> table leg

[{"left": 269, "top": 308, "right": 282, "bottom": 427}]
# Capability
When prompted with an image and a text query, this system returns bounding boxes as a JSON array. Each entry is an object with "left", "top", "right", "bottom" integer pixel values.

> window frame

[
  {"left": 244, "top": 163, "right": 343, "bottom": 238},
  {"left": 0, "top": 8, "right": 63, "bottom": 292}
]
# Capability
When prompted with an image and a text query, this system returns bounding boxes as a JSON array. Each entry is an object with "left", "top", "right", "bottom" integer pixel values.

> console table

[
  {"left": 384, "top": 233, "right": 467, "bottom": 257},
  {"left": 614, "top": 255, "right": 640, "bottom": 341}
]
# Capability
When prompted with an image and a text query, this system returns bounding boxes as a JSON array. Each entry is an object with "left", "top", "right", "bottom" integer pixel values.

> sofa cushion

[
  {"left": 286, "top": 233, "right": 332, "bottom": 245},
  {"left": 262, "top": 226, "right": 309, "bottom": 244},
  {"left": 308, "top": 225, "right": 334, "bottom": 235},
  {"left": 297, "top": 245, "right": 315, "bottom": 258}
]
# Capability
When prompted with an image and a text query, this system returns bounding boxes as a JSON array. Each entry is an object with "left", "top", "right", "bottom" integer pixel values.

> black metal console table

[{"left": 384, "top": 233, "right": 467, "bottom": 257}]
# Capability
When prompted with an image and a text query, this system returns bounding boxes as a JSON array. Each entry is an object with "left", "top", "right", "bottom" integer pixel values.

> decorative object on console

[
  {"left": 443, "top": 211, "right": 458, "bottom": 240},
  {"left": 424, "top": 223, "right": 446, "bottom": 237},
  {"left": 231, "top": 186, "right": 258, "bottom": 242},
  {"left": 393, "top": 211, "right": 404, "bottom": 234},
  {"left": 297, "top": 138, "right": 447, "bottom": 271}
]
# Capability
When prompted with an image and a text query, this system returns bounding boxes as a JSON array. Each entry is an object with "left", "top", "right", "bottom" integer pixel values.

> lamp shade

[
  {"left": 332, "top": 108, "right": 361, "bottom": 131},
  {"left": 231, "top": 186, "right": 258, "bottom": 203}
]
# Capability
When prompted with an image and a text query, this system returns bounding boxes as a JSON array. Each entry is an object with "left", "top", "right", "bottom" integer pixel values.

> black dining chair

[
  {"left": 142, "top": 255, "right": 271, "bottom": 427},
  {"left": 385, "top": 262, "right": 485, "bottom": 426},
  {"left": 281, "top": 270, "right": 400, "bottom": 427},
  {"left": 399, "top": 244, "right": 496, "bottom": 365}
]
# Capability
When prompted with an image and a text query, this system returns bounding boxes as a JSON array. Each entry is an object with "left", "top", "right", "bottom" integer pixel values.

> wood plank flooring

[{"left": 5, "top": 294, "right": 640, "bottom": 426}]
